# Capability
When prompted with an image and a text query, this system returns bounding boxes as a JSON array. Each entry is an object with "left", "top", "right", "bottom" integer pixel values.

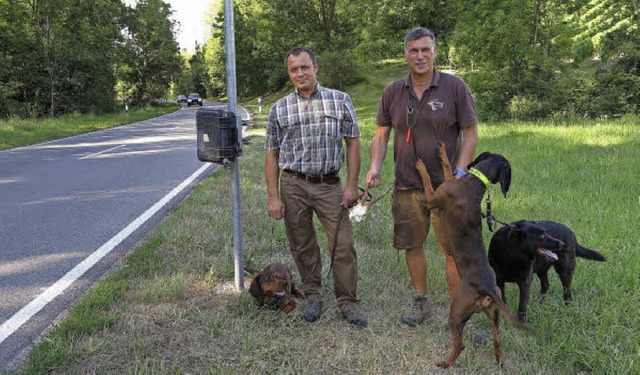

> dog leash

[
  {"left": 326, "top": 185, "right": 377, "bottom": 276},
  {"left": 326, "top": 207, "right": 348, "bottom": 277},
  {"left": 481, "top": 190, "right": 514, "bottom": 231},
  {"left": 368, "top": 184, "right": 393, "bottom": 207}
]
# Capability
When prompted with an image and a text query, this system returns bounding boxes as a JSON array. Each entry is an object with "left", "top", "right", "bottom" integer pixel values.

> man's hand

[
  {"left": 342, "top": 184, "right": 359, "bottom": 208},
  {"left": 268, "top": 196, "right": 285, "bottom": 220},
  {"left": 453, "top": 168, "right": 468, "bottom": 179},
  {"left": 365, "top": 168, "right": 381, "bottom": 188}
]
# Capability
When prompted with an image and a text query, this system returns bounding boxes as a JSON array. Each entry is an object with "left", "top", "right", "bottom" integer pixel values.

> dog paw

[
  {"left": 281, "top": 300, "right": 296, "bottom": 314},
  {"left": 435, "top": 360, "right": 450, "bottom": 369},
  {"left": 293, "top": 288, "right": 305, "bottom": 299}
]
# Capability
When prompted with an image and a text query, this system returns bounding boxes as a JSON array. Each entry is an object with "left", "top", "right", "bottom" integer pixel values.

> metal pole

[{"left": 223, "top": 0, "right": 244, "bottom": 290}]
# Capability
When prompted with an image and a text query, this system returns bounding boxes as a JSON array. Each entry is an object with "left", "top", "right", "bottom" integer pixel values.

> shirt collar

[
  {"left": 294, "top": 83, "right": 321, "bottom": 99},
  {"left": 403, "top": 68, "right": 441, "bottom": 89}
]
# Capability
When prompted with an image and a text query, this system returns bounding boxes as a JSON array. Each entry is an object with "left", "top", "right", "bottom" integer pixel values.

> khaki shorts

[{"left": 392, "top": 189, "right": 431, "bottom": 249}]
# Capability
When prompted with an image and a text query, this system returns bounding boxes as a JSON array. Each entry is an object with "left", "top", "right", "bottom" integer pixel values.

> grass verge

[{"left": 0, "top": 104, "right": 179, "bottom": 151}]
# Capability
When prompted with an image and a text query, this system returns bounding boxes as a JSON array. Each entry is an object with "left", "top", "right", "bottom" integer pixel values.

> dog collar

[{"left": 468, "top": 168, "right": 490, "bottom": 187}]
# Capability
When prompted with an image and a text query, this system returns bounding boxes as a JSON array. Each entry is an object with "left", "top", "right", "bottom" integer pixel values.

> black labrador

[{"left": 488, "top": 220, "right": 606, "bottom": 322}]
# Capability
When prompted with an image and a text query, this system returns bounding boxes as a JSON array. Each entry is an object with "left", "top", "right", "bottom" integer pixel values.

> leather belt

[{"left": 283, "top": 169, "right": 340, "bottom": 184}]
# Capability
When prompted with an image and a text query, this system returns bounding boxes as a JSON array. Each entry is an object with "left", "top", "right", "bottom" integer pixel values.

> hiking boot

[
  {"left": 303, "top": 300, "right": 323, "bottom": 323},
  {"left": 341, "top": 308, "right": 368, "bottom": 328},
  {"left": 401, "top": 294, "right": 429, "bottom": 327}
]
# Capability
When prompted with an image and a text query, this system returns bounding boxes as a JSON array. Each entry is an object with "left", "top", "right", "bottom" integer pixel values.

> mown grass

[
  {"left": 7, "top": 63, "right": 640, "bottom": 374},
  {"left": 0, "top": 104, "right": 180, "bottom": 151}
]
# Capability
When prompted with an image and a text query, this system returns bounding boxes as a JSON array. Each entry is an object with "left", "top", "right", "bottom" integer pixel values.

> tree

[
  {"left": 173, "top": 44, "right": 208, "bottom": 97},
  {"left": 573, "top": 0, "right": 640, "bottom": 115},
  {"left": 1, "top": 0, "right": 125, "bottom": 117},
  {"left": 205, "top": 0, "right": 364, "bottom": 97},
  {"left": 64, "top": 0, "right": 126, "bottom": 114},
  {"left": 447, "top": 0, "right": 594, "bottom": 119},
  {"left": 0, "top": 0, "right": 33, "bottom": 117},
  {"left": 348, "top": 0, "right": 456, "bottom": 61},
  {"left": 120, "top": 0, "right": 182, "bottom": 106}
]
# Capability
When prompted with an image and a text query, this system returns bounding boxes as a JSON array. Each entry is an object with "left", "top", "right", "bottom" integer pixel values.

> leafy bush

[
  {"left": 586, "top": 56, "right": 640, "bottom": 117},
  {"left": 463, "top": 58, "right": 640, "bottom": 120},
  {"left": 317, "top": 50, "right": 365, "bottom": 91},
  {"left": 460, "top": 70, "right": 512, "bottom": 120},
  {"left": 508, "top": 95, "right": 544, "bottom": 120}
]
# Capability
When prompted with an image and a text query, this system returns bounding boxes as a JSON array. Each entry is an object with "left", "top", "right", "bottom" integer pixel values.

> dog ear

[
  {"left": 467, "top": 152, "right": 491, "bottom": 169},
  {"left": 248, "top": 275, "right": 263, "bottom": 298},
  {"left": 498, "top": 159, "right": 512, "bottom": 197},
  {"left": 500, "top": 164, "right": 511, "bottom": 198},
  {"left": 506, "top": 221, "right": 526, "bottom": 240}
]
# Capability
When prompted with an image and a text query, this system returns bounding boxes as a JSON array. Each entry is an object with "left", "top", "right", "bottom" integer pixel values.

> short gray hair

[
  {"left": 284, "top": 47, "right": 317, "bottom": 68},
  {"left": 404, "top": 27, "right": 436, "bottom": 51}
]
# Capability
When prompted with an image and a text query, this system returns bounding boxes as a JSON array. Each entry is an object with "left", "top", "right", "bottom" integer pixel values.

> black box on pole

[{"left": 196, "top": 108, "right": 241, "bottom": 163}]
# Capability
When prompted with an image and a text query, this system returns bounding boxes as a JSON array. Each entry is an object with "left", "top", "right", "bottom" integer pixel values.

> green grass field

[{"left": 6, "top": 64, "right": 640, "bottom": 374}]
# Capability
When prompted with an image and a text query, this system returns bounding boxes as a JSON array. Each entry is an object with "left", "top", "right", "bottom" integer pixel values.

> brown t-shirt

[{"left": 376, "top": 69, "right": 478, "bottom": 189}]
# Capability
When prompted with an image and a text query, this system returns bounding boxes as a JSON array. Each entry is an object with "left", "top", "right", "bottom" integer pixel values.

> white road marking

[
  {"left": 0, "top": 163, "right": 212, "bottom": 344},
  {"left": 79, "top": 145, "right": 126, "bottom": 159}
]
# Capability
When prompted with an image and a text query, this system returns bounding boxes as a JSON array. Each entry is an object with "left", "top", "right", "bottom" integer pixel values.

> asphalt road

[{"left": 0, "top": 103, "right": 245, "bottom": 369}]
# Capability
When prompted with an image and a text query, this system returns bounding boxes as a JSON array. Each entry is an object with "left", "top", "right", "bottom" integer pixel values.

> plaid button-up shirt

[{"left": 265, "top": 84, "right": 360, "bottom": 175}]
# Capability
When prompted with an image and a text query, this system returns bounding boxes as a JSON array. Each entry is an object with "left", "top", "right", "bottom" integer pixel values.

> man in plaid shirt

[{"left": 265, "top": 47, "right": 366, "bottom": 328}]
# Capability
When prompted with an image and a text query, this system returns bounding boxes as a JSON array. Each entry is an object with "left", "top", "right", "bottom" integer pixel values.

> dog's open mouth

[
  {"left": 537, "top": 248, "right": 559, "bottom": 261},
  {"left": 271, "top": 290, "right": 286, "bottom": 297}
]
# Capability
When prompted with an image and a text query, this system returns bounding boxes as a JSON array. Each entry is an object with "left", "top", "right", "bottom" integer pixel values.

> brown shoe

[{"left": 401, "top": 294, "right": 428, "bottom": 327}]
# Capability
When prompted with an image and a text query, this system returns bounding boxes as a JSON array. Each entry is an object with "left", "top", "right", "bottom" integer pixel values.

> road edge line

[{"left": 0, "top": 163, "right": 212, "bottom": 344}]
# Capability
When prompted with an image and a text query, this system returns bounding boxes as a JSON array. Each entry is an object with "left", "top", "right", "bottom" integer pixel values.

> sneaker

[
  {"left": 401, "top": 294, "right": 429, "bottom": 327},
  {"left": 341, "top": 308, "right": 368, "bottom": 328},
  {"left": 303, "top": 300, "right": 323, "bottom": 323}
]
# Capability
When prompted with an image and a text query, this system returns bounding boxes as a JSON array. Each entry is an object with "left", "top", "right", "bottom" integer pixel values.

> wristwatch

[{"left": 453, "top": 168, "right": 468, "bottom": 177}]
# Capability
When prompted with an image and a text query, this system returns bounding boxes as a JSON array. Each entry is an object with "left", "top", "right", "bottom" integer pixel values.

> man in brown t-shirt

[{"left": 366, "top": 27, "right": 479, "bottom": 327}]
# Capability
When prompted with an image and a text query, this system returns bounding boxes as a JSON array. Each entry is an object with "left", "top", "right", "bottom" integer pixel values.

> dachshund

[{"left": 248, "top": 263, "right": 305, "bottom": 313}]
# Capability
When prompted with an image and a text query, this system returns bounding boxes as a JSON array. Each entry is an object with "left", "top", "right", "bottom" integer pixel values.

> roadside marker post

[{"left": 224, "top": 0, "right": 245, "bottom": 291}]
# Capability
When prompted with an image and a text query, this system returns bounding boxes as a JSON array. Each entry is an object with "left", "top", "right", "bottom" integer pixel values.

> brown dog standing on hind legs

[{"left": 416, "top": 144, "right": 531, "bottom": 368}]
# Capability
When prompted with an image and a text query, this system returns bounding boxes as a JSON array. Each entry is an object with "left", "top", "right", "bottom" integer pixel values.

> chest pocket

[
  {"left": 279, "top": 101, "right": 343, "bottom": 140},
  {"left": 319, "top": 111, "right": 341, "bottom": 140},
  {"left": 279, "top": 113, "right": 303, "bottom": 144}
]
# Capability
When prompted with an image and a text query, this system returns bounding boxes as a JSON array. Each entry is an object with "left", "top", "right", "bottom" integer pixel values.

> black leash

[
  {"left": 481, "top": 190, "right": 514, "bottom": 231},
  {"left": 326, "top": 206, "right": 348, "bottom": 277},
  {"left": 326, "top": 185, "right": 381, "bottom": 276}
]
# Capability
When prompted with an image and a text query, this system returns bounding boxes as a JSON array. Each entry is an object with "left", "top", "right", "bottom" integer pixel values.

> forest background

[{"left": 1, "top": 0, "right": 638, "bottom": 121}]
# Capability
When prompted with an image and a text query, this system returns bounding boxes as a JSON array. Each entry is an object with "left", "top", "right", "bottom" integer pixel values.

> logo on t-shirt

[{"left": 427, "top": 98, "right": 444, "bottom": 112}]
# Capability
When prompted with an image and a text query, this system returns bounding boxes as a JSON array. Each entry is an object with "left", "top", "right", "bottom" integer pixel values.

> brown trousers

[{"left": 280, "top": 172, "right": 359, "bottom": 310}]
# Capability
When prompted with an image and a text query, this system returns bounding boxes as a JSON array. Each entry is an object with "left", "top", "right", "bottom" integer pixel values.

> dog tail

[
  {"left": 576, "top": 244, "right": 606, "bottom": 262},
  {"left": 491, "top": 295, "right": 539, "bottom": 336}
]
